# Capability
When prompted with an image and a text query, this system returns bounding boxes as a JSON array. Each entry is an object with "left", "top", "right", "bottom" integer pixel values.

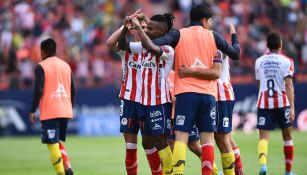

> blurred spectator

[{"left": 0, "top": 0, "right": 306, "bottom": 90}]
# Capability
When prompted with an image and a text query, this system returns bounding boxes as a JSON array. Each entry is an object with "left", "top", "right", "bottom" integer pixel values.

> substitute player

[
  {"left": 120, "top": 13, "right": 175, "bottom": 174},
  {"left": 29, "top": 38, "right": 75, "bottom": 175},
  {"left": 255, "top": 33, "right": 295, "bottom": 175},
  {"left": 107, "top": 11, "right": 163, "bottom": 175}
]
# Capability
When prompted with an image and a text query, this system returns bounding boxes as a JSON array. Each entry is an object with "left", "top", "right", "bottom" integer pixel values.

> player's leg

[
  {"left": 120, "top": 100, "right": 140, "bottom": 175},
  {"left": 173, "top": 93, "right": 198, "bottom": 175},
  {"left": 41, "top": 119, "right": 65, "bottom": 175},
  {"left": 187, "top": 127, "right": 222, "bottom": 175},
  {"left": 215, "top": 101, "right": 235, "bottom": 175},
  {"left": 58, "top": 118, "right": 73, "bottom": 175},
  {"left": 229, "top": 134, "right": 244, "bottom": 175},
  {"left": 257, "top": 108, "right": 275, "bottom": 175},
  {"left": 277, "top": 107, "right": 295, "bottom": 175},
  {"left": 141, "top": 135, "right": 163, "bottom": 175},
  {"left": 197, "top": 94, "right": 217, "bottom": 175},
  {"left": 147, "top": 103, "right": 173, "bottom": 175}
]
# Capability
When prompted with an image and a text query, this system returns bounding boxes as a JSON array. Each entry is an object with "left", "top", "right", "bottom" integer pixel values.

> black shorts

[{"left": 41, "top": 118, "right": 69, "bottom": 144}]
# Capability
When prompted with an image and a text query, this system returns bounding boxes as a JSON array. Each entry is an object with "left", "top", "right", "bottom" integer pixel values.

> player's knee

[
  {"left": 154, "top": 135, "right": 168, "bottom": 150},
  {"left": 282, "top": 129, "right": 292, "bottom": 141},
  {"left": 142, "top": 136, "right": 153, "bottom": 149},
  {"left": 187, "top": 142, "right": 201, "bottom": 157},
  {"left": 214, "top": 134, "right": 231, "bottom": 152}
]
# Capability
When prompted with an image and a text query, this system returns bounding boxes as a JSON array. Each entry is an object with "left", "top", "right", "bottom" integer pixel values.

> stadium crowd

[{"left": 0, "top": 0, "right": 306, "bottom": 90}]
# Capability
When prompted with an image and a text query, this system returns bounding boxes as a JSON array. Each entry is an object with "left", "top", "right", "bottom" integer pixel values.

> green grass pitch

[{"left": 0, "top": 131, "right": 306, "bottom": 174}]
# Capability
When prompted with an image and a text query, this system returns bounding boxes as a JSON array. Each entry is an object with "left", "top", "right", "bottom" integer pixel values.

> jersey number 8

[{"left": 267, "top": 79, "right": 275, "bottom": 98}]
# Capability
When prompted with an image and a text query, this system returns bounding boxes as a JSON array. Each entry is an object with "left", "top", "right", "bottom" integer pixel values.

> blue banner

[{"left": 0, "top": 83, "right": 306, "bottom": 136}]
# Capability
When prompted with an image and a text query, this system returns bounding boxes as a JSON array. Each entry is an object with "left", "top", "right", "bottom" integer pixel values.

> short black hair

[
  {"left": 150, "top": 13, "right": 175, "bottom": 32},
  {"left": 190, "top": 3, "right": 212, "bottom": 22},
  {"left": 40, "top": 38, "right": 56, "bottom": 56},
  {"left": 267, "top": 33, "right": 282, "bottom": 50}
]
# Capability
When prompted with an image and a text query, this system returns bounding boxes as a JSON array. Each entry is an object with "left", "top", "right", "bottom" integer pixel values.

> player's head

[
  {"left": 190, "top": 3, "right": 213, "bottom": 29},
  {"left": 267, "top": 32, "right": 282, "bottom": 51},
  {"left": 40, "top": 38, "right": 56, "bottom": 60},
  {"left": 145, "top": 13, "right": 175, "bottom": 39},
  {"left": 130, "top": 15, "right": 148, "bottom": 41}
]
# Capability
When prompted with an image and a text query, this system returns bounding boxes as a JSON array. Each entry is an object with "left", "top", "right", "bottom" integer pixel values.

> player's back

[
  {"left": 174, "top": 26, "right": 218, "bottom": 97},
  {"left": 255, "top": 53, "right": 294, "bottom": 109}
]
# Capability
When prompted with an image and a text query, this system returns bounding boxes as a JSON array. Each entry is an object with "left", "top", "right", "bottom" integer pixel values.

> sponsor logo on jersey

[
  {"left": 128, "top": 61, "right": 142, "bottom": 70},
  {"left": 142, "top": 61, "right": 157, "bottom": 68},
  {"left": 191, "top": 57, "right": 207, "bottom": 68},
  {"left": 51, "top": 83, "right": 69, "bottom": 99}
]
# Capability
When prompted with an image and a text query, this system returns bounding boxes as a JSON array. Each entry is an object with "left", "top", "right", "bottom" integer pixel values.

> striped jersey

[
  {"left": 255, "top": 53, "right": 294, "bottom": 109},
  {"left": 118, "top": 51, "right": 143, "bottom": 102},
  {"left": 129, "top": 42, "right": 174, "bottom": 106},
  {"left": 217, "top": 52, "right": 235, "bottom": 101}
]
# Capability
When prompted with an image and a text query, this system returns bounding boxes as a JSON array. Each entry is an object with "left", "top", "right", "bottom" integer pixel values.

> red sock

[
  {"left": 201, "top": 143, "right": 214, "bottom": 175},
  {"left": 233, "top": 146, "right": 244, "bottom": 175},
  {"left": 284, "top": 140, "right": 294, "bottom": 172},
  {"left": 126, "top": 143, "right": 138, "bottom": 175},
  {"left": 59, "top": 142, "right": 72, "bottom": 169},
  {"left": 145, "top": 147, "right": 162, "bottom": 175}
]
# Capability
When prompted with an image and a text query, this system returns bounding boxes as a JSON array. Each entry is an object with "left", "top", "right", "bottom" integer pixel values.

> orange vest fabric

[
  {"left": 174, "top": 26, "right": 218, "bottom": 98},
  {"left": 38, "top": 56, "right": 73, "bottom": 121}
]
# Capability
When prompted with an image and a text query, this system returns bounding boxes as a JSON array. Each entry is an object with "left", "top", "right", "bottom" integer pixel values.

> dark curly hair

[{"left": 150, "top": 13, "right": 175, "bottom": 32}]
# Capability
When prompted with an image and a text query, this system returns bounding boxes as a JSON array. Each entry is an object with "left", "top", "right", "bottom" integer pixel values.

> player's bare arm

[
  {"left": 285, "top": 77, "right": 295, "bottom": 122},
  {"left": 178, "top": 62, "right": 222, "bottom": 80},
  {"left": 130, "top": 17, "right": 162, "bottom": 56}
]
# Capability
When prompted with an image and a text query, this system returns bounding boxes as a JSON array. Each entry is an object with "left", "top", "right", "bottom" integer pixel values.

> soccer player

[
  {"left": 255, "top": 32, "right": 295, "bottom": 175},
  {"left": 144, "top": 4, "right": 240, "bottom": 175},
  {"left": 29, "top": 38, "right": 75, "bottom": 175},
  {"left": 107, "top": 11, "right": 163, "bottom": 175},
  {"left": 119, "top": 13, "right": 175, "bottom": 175}
]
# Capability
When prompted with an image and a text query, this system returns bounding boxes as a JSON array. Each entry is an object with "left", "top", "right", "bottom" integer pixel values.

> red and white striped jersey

[
  {"left": 129, "top": 42, "right": 174, "bottom": 106},
  {"left": 217, "top": 52, "right": 235, "bottom": 101},
  {"left": 118, "top": 51, "right": 143, "bottom": 102},
  {"left": 255, "top": 53, "right": 294, "bottom": 109}
]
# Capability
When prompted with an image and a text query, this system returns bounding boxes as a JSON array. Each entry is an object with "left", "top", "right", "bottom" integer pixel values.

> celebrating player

[
  {"left": 107, "top": 10, "right": 163, "bottom": 175},
  {"left": 255, "top": 33, "right": 295, "bottom": 175},
  {"left": 29, "top": 38, "right": 75, "bottom": 175},
  {"left": 119, "top": 13, "right": 175, "bottom": 175}
]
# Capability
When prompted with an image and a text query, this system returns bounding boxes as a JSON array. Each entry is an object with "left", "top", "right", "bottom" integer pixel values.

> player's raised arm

[
  {"left": 213, "top": 23, "right": 240, "bottom": 60},
  {"left": 107, "top": 9, "right": 142, "bottom": 51},
  {"left": 106, "top": 26, "right": 124, "bottom": 52},
  {"left": 130, "top": 16, "right": 162, "bottom": 56}
]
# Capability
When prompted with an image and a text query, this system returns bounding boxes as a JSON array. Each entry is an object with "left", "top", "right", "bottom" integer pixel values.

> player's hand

[
  {"left": 124, "top": 16, "right": 133, "bottom": 30},
  {"left": 289, "top": 106, "right": 295, "bottom": 122},
  {"left": 178, "top": 65, "right": 191, "bottom": 78},
  {"left": 229, "top": 23, "right": 236, "bottom": 35},
  {"left": 130, "top": 17, "right": 140, "bottom": 28},
  {"left": 129, "top": 9, "right": 141, "bottom": 18},
  {"left": 29, "top": 113, "right": 36, "bottom": 124}
]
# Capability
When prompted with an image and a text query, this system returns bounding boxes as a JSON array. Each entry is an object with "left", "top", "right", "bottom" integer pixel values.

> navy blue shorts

[
  {"left": 257, "top": 107, "right": 292, "bottom": 130},
  {"left": 41, "top": 118, "right": 68, "bottom": 144},
  {"left": 174, "top": 93, "right": 216, "bottom": 133},
  {"left": 216, "top": 101, "right": 234, "bottom": 133},
  {"left": 138, "top": 103, "right": 172, "bottom": 136},
  {"left": 119, "top": 99, "right": 140, "bottom": 134},
  {"left": 169, "top": 120, "right": 199, "bottom": 142}
]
